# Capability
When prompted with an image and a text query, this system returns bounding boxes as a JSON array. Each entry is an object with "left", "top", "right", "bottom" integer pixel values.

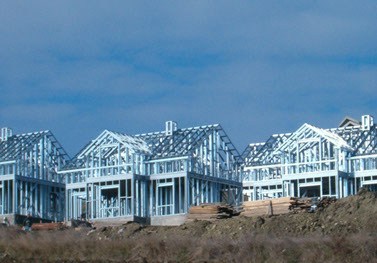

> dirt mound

[
  {"left": 249, "top": 188, "right": 377, "bottom": 236},
  {"left": 253, "top": 188, "right": 377, "bottom": 236},
  {"left": 87, "top": 189, "right": 377, "bottom": 241},
  {"left": 317, "top": 188, "right": 377, "bottom": 234},
  {"left": 4, "top": 190, "right": 377, "bottom": 261}
]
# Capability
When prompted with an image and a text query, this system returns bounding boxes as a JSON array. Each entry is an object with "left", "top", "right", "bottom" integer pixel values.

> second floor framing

[
  {"left": 0, "top": 129, "right": 69, "bottom": 184},
  {"left": 59, "top": 121, "right": 242, "bottom": 184},
  {"left": 243, "top": 115, "right": 377, "bottom": 182}
]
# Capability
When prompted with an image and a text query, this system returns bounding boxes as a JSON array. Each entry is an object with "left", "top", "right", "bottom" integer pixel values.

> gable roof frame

[
  {"left": 273, "top": 123, "right": 354, "bottom": 155},
  {"left": 242, "top": 133, "right": 291, "bottom": 166},
  {"left": 0, "top": 130, "right": 70, "bottom": 164},
  {"left": 134, "top": 124, "right": 241, "bottom": 162},
  {"left": 72, "top": 130, "right": 151, "bottom": 168}
]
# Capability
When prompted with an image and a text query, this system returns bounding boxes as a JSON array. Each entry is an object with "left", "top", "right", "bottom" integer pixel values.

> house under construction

[
  {"left": 59, "top": 121, "right": 242, "bottom": 225},
  {"left": 0, "top": 127, "right": 69, "bottom": 224},
  {"left": 242, "top": 115, "right": 377, "bottom": 201},
  {"left": 3, "top": 113, "right": 377, "bottom": 225}
]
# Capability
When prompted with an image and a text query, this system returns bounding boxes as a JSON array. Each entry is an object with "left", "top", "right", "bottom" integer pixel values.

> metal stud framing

[
  {"left": 60, "top": 123, "right": 242, "bottom": 221},
  {"left": 0, "top": 130, "right": 68, "bottom": 221},
  {"left": 243, "top": 115, "right": 377, "bottom": 200}
]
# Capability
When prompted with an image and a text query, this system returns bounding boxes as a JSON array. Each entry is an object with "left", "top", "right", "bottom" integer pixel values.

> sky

[{"left": 1, "top": 1, "right": 377, "bottom": 157}]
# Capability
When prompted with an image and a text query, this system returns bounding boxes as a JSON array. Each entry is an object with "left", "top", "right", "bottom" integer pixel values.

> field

[{"left": 1, "top": 189, "right": 377, "bottom": 262}]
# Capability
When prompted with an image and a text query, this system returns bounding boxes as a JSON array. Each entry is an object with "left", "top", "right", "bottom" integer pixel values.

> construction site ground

[{"left": 1, "top": 189, "right": 377, "bottom": 262}]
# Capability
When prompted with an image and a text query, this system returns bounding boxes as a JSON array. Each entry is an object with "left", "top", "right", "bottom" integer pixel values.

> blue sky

[{"left": 1, "top": 1, "right": 377, "bottom": 156}]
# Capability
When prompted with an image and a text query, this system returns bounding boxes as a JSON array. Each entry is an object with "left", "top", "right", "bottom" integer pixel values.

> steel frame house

[
  {"left": 242, "top": 115, "right": 377, "bottom": 201},
  {"left": 60, "top": 121, "right": 242, "bottom": 224},
  {"left": 0, "top": 127, "right": 68, "bottom": 223}
]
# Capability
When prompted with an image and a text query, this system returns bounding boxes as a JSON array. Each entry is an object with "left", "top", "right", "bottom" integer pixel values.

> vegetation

[
  {"left": 1, "top": 189, "right": 377, "bottom": 262},
  {"left": 0, "top": 228, "right": 377, "bottom": 262}
]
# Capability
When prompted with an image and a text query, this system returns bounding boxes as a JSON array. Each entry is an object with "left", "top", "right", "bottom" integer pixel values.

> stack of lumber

[
  {"left": 31, "top": 222, "right": 64, "bottom": 231},
  {"left": 187, "top": 203, "right": 234, "bottom": 222},
  {"left": 290, "top": 197, "right": 313, "bottom": 212},
  {"left": 290, "top": 197, "right": 337, "bottom": 211},
  {"left": 241, "top": 197, "right": 294, "bottom": 217},
  {"left": 241, "top": 196, "right": 337, "bottom": 217}
]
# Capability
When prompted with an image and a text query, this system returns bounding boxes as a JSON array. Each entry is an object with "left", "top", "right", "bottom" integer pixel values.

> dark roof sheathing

[{"left": 339, "top": 116, "right": 361, "bottom": 128}]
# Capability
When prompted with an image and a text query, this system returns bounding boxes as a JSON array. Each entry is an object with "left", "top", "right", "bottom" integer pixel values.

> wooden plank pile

[
  {"left": 290, "top": 197, "right": 337, "bottom": 211},
  {"left": 290, "top": 197, "right": 313, "bottom": 212},
  {"left": 187, "top": 203, "right": 235, "bottom": 222},
  {"left": 31, "top": 222, "right": 64, "bottom": 231},
  {"left": 241, "top": 197, "right": 294, "bottom": 217},
  {"left": 241, "top": 196, "right": 337, "bottom": 217}
]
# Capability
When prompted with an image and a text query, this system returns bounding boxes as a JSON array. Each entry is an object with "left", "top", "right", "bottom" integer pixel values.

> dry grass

[{"left": 0, "top": 228, "right": 376, "bottom": 262}]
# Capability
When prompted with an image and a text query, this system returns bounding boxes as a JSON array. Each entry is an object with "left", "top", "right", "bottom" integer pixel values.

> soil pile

[
  {"left": 318, "top": 188, "right": 377, "bottom": 234},
  {"left": 2, "top": 190, "right": 377, "bottom": 262},
  {"left": 91, "top": 188, "right": 377, "bottom": 241}
]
